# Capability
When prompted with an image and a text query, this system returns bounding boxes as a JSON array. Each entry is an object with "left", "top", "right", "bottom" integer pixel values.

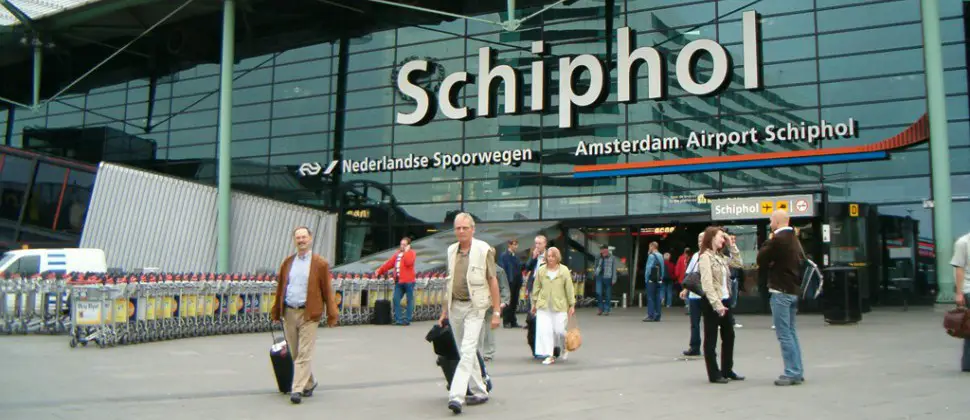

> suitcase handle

[{"left": 271, "top": 321, "right": 284, "bottom": 344}]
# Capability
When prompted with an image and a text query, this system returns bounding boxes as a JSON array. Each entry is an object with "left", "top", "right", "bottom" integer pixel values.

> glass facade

[{"left": 1, "top": 0, "right": 968, "bottom": 275}]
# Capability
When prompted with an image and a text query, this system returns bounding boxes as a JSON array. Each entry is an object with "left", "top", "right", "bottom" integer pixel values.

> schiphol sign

[{"left": 396, "top": 11, "right": 763, "bottom": 129}]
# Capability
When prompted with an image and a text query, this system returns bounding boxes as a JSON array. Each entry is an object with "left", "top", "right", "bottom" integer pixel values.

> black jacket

[{"left": 756, "top": 228, "right": 803, "bottom": 295}]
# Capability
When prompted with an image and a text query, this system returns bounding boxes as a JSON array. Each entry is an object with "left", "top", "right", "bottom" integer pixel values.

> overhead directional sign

[{"left": 711, "top": 194, "right": 815, "bottom": 221}]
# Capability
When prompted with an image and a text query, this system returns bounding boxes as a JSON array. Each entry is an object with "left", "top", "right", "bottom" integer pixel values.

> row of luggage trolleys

[
  {"left": 62, "top": 274, "right": 451, "bottom": 348},
  {"left": 2, "top": 271, "right": 583, "bottom": 348},
  {"left": 67, "top": 274, "right": 280, "bottom": 348},
  {"left": 0, "top": 274, "right": 71, "bottom": 335},
  {"left": 331, "top": 275, "right": 448, "bottom": 325}
]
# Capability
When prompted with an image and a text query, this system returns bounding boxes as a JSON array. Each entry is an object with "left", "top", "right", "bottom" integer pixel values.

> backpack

[{"left": 796, "top": 241, "right": 823, "bottom": 301}]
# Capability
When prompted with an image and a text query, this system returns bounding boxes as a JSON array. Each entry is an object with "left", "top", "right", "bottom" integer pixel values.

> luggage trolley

[{"left": 69, "top": 274, "right": 125, "bottom": 348}]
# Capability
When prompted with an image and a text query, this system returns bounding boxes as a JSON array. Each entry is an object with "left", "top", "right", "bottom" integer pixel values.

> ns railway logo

[{"left": 298, "top": 161, "right": 339, "bottom": 177}]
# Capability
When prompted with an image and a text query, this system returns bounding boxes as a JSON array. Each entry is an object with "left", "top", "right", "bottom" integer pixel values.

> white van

[{"left": 0, "top": 248, "right": 108, "bottom": 276}]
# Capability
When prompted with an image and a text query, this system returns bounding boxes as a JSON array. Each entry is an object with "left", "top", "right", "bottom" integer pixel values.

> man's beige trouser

[{"left": 283, "top": 307, "right": 318, "bottom": 393}]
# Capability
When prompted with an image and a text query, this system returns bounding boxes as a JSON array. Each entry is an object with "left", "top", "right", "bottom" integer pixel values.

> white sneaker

[
  {"left": 771, "top": 325, "right": 775, "bottom": 329},
  {"left": 560, "top": 350, "right": 569, "bottom": 361},
  {"left": 542, "top": 356, "right": 555, "bottom": 365},
  {"left": 734, "top": 323, "right": 743, "bottom": 328}
]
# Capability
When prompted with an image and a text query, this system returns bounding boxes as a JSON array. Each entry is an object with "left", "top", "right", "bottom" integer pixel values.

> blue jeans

[
  {"left": 646, "top": 282, "right": 662, "bottom": 320},
  {"left": 392, "top": 282, "right": 415, "bottom": 324},
  {"left": 660, "top": 283, "right": 673, "bottom": 307},
  {"left": 770, "top": 292, "right": 803, "bottom": 379},
  {"left": 596, "top": 276, "right": 613, "bottom": 313},
  {"left": 963, "top": 294, "right": 970, "bottom": 371},
  {"left": 688, "top": 298, "right": 702, "bottom": 351}
]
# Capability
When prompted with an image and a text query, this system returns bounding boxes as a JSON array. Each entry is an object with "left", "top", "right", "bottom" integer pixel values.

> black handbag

[{"left": 682, "top": 271, "right": 703, "bottom": 296}]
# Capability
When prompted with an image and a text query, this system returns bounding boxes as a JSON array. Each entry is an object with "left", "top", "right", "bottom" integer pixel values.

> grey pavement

[{"left": 1, "top": 306, "right": 968, "bottom": 420}]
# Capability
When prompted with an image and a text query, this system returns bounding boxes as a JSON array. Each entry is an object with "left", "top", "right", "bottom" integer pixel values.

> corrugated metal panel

[{"left": 79, "top": 163, "right": 337, "bottom": 273}]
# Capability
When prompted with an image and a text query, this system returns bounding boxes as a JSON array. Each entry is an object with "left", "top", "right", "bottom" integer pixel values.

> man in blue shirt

[
  {"left": 498, "top": 239, "right": 523, "bottom": 328},
  {"left": 644, "top": 241, "right": 665, "bottom": 322}
]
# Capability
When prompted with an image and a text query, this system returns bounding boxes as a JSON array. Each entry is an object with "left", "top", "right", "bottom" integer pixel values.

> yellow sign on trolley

[{"left": 849, "top": 203, "right": 859, "bottom": 217}]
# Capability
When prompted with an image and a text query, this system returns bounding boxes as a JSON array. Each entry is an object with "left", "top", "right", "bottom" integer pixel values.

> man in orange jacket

[
  {"left": 376, "top": 237, "right": 417, "bottom": 325},
  {"left": 271, "top": 226, "right": 340, "bottom": 404}
]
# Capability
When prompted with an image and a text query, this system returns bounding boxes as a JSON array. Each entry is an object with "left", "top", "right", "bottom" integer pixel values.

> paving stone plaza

[{"left": 2, "top": 306, "right": 968, "bottom": 420}]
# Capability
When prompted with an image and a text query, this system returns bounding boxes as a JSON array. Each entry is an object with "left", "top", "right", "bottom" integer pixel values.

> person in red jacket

[
  {"left": 376, "top": 237, "right": 417, "bottom": 325},
  {"left": 675, "top": 248, "right": 692, "bottom": 283},
  {"left": 675, "top": 248, "right": 692, "bottom": 308}
]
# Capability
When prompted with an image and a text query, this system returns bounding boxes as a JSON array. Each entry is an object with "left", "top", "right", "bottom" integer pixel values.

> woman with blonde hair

[{"left": 530, "top": 247, "right": 576, "bottom": 365}]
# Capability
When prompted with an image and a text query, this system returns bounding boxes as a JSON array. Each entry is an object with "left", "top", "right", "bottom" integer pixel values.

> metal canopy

[
  {"left": 0, "top": 0, "right": 570, "bottom": 108},
  {"left": 0, "top": 0, "right": 103, "bottom": 27}
]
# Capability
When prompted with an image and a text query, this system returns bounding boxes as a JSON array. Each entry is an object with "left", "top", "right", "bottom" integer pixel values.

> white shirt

[
  {"left": 687, "top": 252, "right": 730, "bottom": 301},
  {"left": 285, "top": 252, "right": 311, "bottom": 307},
  {"left": 951, "top": 233, "right": 970, "bottom": 293}
]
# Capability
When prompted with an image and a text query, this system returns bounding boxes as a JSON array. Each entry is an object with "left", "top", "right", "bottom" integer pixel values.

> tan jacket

[
  {"left": 698, "top": 245, "right": 743, "bottom": 312},
  {"left": 271, "top": 253, "right": 340, "bottom": 327},
  {"left": 531, "top": 265, "right": 576, "bottom": 313}
]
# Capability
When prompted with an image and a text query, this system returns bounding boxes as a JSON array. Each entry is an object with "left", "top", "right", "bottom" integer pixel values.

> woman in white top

[{"left": 530, "top": 247, "right": 576, "bottom": 365}]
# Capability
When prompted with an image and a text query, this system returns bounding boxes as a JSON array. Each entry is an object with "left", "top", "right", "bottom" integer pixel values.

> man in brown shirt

[{"left": 270, "top": 226, "right": 339, "bottom": 404}]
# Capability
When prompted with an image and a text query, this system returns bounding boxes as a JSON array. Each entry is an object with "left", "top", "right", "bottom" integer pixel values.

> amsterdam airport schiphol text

[{"left": 574, "top": 118, "right": 858, "bottom": 156}]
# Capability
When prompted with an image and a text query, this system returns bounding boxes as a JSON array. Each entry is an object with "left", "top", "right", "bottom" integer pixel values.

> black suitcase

[
  {"left": 525, "top": 314, "right": 560, "bottom": 358},
  {"left": 374, "top": 280, "right": 393, "bottom": 325},
  {"left": 425, "top": 321, "right": 492, "bottom": 393},
  {"left": 270, "top": 328, "right": 294, "bottom": 394},
  {"left": 374, "top": 300, "right": 392, "bottom": 324}
]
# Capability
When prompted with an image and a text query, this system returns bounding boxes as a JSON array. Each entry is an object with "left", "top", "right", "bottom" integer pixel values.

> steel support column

[
  {"left": 32, "top": 41, "right": 42, "bottom": 108},
  {"left": 920, "top": 0, "right": 955, "bottom": 303},
  {"left": 216, "top": 0, "right": 236, "bottom": 273}
]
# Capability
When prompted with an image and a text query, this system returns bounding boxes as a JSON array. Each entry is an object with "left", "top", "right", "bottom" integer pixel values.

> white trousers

[
  {"left": 449, "top": 300, "right": 488, "bottom": 402},
  {"left": 535, "top": 308, "right": 567, "bottom": 357}
]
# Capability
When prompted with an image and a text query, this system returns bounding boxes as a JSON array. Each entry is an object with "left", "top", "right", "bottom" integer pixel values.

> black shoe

[
  {"left": 466, "top": 395, "right": 489, "bottom": 406},
  {"left": 710, "top": 378, "right": 730, "bottom": 384},
  {"left": 682, "top": 349, "right": 701, "bottom": 357},
  {"left": 302, "top": 381, "right": 318, "bottom": 397},
  {"left": 290, "top": 392, "right": 302, "bottom": 404},
  {"left": 448, "top": 400, "right": 462, "bottom": 414},
  {"left": 723, "top": 372, "right": 745, "bottom": 381}
]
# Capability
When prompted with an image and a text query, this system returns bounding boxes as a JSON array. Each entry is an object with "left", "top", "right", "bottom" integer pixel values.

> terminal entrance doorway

[{"left": 563, "top": 215, "right": 819, "bottom": 315}]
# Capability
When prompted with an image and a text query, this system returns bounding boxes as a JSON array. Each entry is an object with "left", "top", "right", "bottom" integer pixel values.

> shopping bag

[{"left": 564, "top": 315, "right": 582, "bottom": 352}]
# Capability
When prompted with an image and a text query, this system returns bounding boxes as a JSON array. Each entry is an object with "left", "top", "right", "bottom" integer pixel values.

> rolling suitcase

[
  {"left": 425, "top": 321, "right": 492, "bottom": 393},
  {"left": 374, "top": 279, "right": 392, "bottom": 325},
  {"left": 270, "top": 327, "right": 294, "bottom": 394},
  {"left": 526, "top": 314, "right": 560, "bottom": 358}
]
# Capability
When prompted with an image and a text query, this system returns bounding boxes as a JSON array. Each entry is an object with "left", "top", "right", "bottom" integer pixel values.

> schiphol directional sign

[{"left": 710, "top": 194, "right": 815, "bottom": 221}]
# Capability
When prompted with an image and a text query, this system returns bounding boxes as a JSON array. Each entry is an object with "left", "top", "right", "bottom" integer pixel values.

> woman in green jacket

[{"left": 530, "top": 247, "right": 576, "bottom": 365}]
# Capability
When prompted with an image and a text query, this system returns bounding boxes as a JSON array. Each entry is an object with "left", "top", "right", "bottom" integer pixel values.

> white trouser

[
  {"left": 535, "top": 308, "right": 567, "bottom": 357},
  {"left": 479, "top": 310, "right": 496, "bottom": 358},
  {"left": 449, "top": 300, "right": 488, "bottom": 402}
]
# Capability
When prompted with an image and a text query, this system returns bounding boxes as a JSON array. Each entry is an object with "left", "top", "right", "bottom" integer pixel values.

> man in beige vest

[{"left": 439, "top": 212, "right": 502, "bottom": 414}]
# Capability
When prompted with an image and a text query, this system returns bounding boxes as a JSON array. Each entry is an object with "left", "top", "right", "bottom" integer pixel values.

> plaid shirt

[{"left": 594, "top": 255, "right": 617, "bottom": 283}]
